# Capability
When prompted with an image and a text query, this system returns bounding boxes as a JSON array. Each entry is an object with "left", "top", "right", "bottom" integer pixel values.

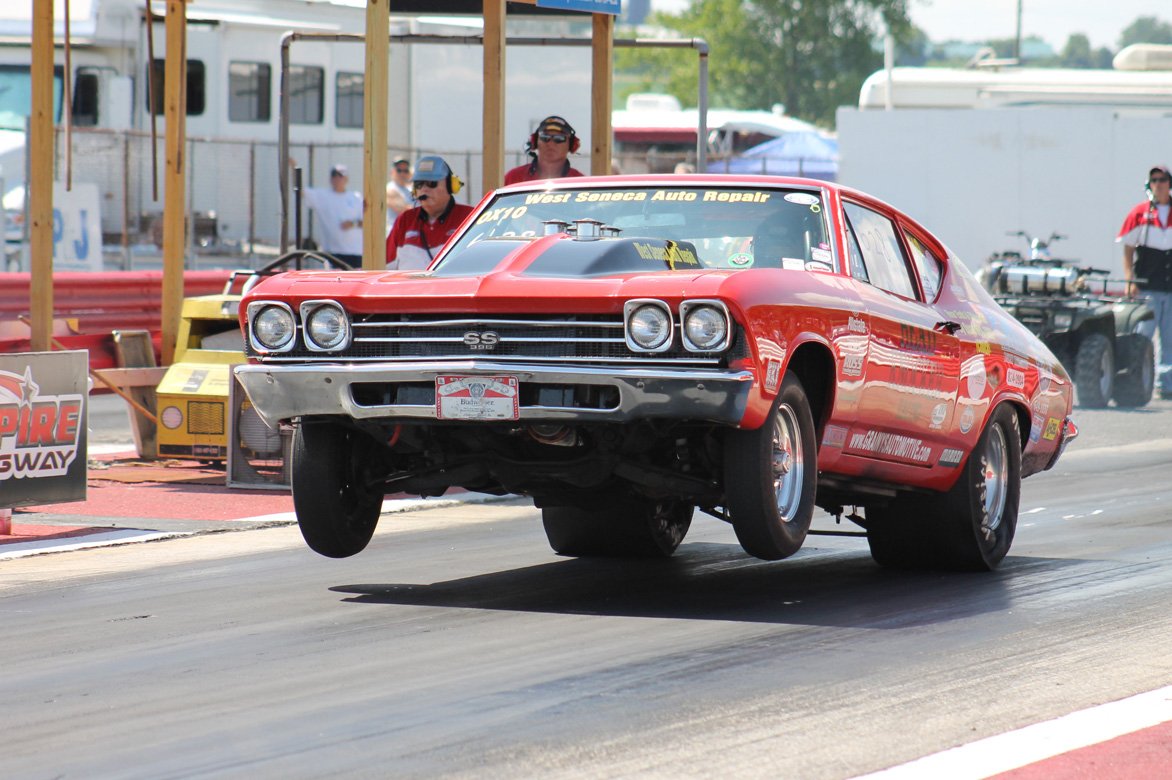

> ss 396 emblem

[{"left": 463, "top": 331, "right": 500, "bottom": 350}]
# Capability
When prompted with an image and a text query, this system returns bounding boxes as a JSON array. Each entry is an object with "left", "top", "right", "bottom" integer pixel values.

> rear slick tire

[
  {"left": 723, "top": 371, "right": 817, "bottom": 561},
  {"left": 542, "top": 499, "right": 693, "bottom": 558},
  {"left": 867, "top": 404, "right": 1021, "bottom": 571},
  {"left": 292, "top": 422, "right": 383, "bottom": 559}
]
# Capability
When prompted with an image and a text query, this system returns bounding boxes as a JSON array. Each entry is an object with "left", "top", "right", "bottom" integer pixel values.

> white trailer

[
  {"left": 838, "top": 46, "right": 1172, "bottom": 275},
  {"left": 1, "top": 0, "right": 593, "bottom": 255}
]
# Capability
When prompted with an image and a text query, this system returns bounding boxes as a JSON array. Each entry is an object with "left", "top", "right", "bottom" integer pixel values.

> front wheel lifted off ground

[
  {"left": 292, "top": 422, "right": 384, "bottom": 558},
  {"left": 723, "top": 370, "right": 817, "bottom": 561}
]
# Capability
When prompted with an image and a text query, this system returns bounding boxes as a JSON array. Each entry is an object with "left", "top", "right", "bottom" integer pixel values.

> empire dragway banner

[{"left": 0, "top": 351, "right": 88, "bottom": 508}]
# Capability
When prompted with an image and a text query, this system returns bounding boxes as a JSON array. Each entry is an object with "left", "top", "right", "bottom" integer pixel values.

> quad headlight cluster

[
  {"left": 623, "top": 298, "right": 732, "bottom": 353},
  {"left": 247, "top": 300, "right": 351, "bottom": 353}
]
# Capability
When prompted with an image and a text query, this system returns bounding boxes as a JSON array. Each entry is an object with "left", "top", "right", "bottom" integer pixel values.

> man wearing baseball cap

[
  {"left": 300, "top": 162, "right": 364, "bottom": 267},
  {"left": 386, "top": 155, "right": 474, "bottom": 270},
  {"left": 504, "top": 115, "right": 586, "bottom": 185},
  {"left": 1118, "top": 163, "right": 1172, "bottom": 398}
]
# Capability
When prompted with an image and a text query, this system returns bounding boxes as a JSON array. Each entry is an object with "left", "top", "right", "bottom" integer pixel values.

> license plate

[{"left": 435, "top": 375, "right": 520, "bottom": 420}]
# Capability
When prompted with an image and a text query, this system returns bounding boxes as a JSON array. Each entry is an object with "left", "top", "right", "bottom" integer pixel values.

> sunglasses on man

[
  {"left": 395, "top": 167, "right": 410, "bottom": 174},
  {"left": 538, "top": 133, "right": 568, "bottom": 144},
  {"left": 1151, "top": 176, "right": 1171, "bottom": 185},
  {"left": 415, "top": 180, "right": 441, "bottom": 189}
]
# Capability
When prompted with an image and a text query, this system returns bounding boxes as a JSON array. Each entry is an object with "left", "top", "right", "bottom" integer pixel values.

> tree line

[{"left": 617, "top": 3, "right": 1172, "bottom": 128}]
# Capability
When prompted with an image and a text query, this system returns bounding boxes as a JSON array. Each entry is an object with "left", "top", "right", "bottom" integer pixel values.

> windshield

[
  {"left": 443, "top": 185, "right": 833, "bottom": 272},
  {"left": 0, "top": 65, "right": 63, "bottom": 131}
]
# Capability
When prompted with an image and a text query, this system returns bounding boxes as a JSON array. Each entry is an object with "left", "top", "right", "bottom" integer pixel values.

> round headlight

[
  {"left": 683, "top": 305, "right": 728, "bottom": 351},
  {"left": 253, "top": 305, "right": 295, "bottom": 350},
  {"left": 628, "top": 304, "right": 672, "bottom": 351},
  {"left": 305, "top": 305, "right": 349, "bottom": 350}
]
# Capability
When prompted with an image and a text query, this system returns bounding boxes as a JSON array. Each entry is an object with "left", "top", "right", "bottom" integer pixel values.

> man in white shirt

[
  {"left": 303, "top": 164, "right": 364, "bottom": 267},
  {"left": 386, "top": 157, "right": 416, "bottom": 217}
]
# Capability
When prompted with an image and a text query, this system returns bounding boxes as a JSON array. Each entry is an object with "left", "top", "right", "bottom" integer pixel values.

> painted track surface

[{"left": 1, "top": 400, "right": 1170, "bottom": 777}]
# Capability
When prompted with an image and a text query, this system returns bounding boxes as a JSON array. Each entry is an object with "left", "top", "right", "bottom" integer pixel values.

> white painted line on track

[
  {"left": 853, "top": 684, "right": 1172, "bottom": 779},
  {"left": 0, "top": 530, "right": 193, "bottom": 560}
]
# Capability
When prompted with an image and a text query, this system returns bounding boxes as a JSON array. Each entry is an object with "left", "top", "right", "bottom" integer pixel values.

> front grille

[{"left": 251, "top": 313, "right": 745, "bottom": 366}]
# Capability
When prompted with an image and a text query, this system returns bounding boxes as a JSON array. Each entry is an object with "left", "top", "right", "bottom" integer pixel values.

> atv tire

[
  {"left": 1074, "top": 333, "right": 1114, "bottom": 409},
  {"left": 1113, "top": 334, "right": 1154, "bottom": 408}
]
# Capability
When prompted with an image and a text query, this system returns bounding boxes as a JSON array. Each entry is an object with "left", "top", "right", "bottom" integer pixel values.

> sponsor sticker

[
  {"left": 1043, "top": 417, "right": 1061, "bottom": 440},
  {"left": 764, "top": 359, "right": 782, "bottom": 393},
  {"left": 1030, "top": 413, "right": 1045, "bottom": 443},
  {"left": 847, "top": 315, "right": 867, "bottom": 335},
  {"left": 783, "top": 192, "right": 820, "bottom": 205},
  {"left": 1006, "top": 367, "right": 1026, "bottom": 388},
  {"left": 966, "top": 360, "right": 987, "bottom": 400},
  {"left": 847, "top": 430, "right": 932, "bottom": 463},
  {"left": 958, "top": 405, "right": 975, "bottom": 434},
  {"left": 811, "top": 247, "right": 833, "bottom": 263},
  {"left": 930, "top": 402, "right": 949, "bottom": 429},
  {"left": 842, "top": 354, "right": 864, "bottom": 377},
  {"left": 939, "top": 448, "right": 964, "bottom": 467},
  {"left": 822, "top": 424, "right": 848, "bottom": 448},
  {"left": 728, "top": 252, "right": 754, "bottom": 267}
]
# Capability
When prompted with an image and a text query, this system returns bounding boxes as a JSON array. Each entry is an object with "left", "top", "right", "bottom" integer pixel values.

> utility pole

[{"left": 1014, "top": 0, "right": 1023, "bottom": 61}]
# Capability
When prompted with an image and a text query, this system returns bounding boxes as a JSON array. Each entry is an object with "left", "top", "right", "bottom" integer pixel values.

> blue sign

[{"left": 536, "top": 0, "right": 621, "bottom": 15}]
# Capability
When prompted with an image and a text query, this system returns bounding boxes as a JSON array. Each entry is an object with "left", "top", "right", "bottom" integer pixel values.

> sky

[
  {"left": 907, "top": 0, "right": 1167, "bottom": 50},
  {"left": 650, "top": 1, "right": 1169, "bottom": 50}
]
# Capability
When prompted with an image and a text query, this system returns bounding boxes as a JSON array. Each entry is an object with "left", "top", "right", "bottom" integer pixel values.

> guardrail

[{"left": 0, "top": 270, "right": 234, "bottom": 371}]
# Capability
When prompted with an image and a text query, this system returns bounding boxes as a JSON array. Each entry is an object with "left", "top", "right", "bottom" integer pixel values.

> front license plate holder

[{"left": 435, "top": 375, "right": 520, "bottom": 420}]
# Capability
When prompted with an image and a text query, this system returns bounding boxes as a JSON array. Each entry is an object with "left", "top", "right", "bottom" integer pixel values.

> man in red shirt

[
  {"left": 1118, "top": 163, "right": 1172, "bottom": 398},
  {"left": 386, "top": 156, "right": 474, "bottom": 270},
  {"left": 504, "top": 115, "right": 586, "bottom": 185}
]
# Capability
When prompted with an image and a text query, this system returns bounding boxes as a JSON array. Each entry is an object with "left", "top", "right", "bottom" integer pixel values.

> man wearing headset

[
  {"left": 1118, "top": 163, "right": 1172, "bottom": 399},
  {"left": 504, "top": 115, "right": 586, "bottom": 185},
  {"left": 386, "top": 156, "right": 475, "bottom": 270}
]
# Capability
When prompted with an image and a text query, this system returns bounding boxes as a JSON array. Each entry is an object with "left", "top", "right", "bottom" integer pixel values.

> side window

[
  {"left": 842, "top": 214, "right": 870, "bottom": 283},
  {"left": 336, "top": 71, "right": 364, "bottom": 129},
  {"left": 228, "top": 62, "right": 271, "bottom": 122},
  {"left": 842, "top": 202, "right": 916, "bottom": 299},
  {"left": 145, "top": 59, "right": 206, "bottom": 116},
  {"left": 72, "top": 68, "right": 100, "bottom": 126},
  {"left": 289, "top": 65, "right": 324, "bottom": 125},
  {"left": 906, "top": 233, "right": 943, "bottom": 301}
]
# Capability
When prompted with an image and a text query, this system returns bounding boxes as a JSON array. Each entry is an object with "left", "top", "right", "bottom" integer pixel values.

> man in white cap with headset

[{"left": 386, "top": 156, "right": 474, "bottom": 270}]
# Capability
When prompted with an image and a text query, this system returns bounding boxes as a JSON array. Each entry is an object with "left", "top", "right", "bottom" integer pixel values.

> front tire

[
  {"left": 724, "top": 371, "right": 817, "bottom": 561},
  {"left": 1074, "top": 333, "right": 1114, "bottom": 408},
  {"left": 291, "top": 422, "right": 384, "bottom": 558}
]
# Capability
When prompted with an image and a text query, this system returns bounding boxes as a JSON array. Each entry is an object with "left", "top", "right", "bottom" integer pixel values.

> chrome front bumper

[{"left": 234, "top": 360, "right": 754, "bottom": 429}]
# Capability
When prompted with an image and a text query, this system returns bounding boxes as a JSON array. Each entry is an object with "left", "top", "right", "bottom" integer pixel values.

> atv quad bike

[{"left": 982, "top": 232, "right": 1155, "bottom": 408}]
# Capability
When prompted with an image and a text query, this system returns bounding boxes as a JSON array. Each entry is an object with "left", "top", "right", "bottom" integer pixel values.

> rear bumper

[
  {"left": 1044, "top": 416, "right": 1079, "bottom": 470},
  {"left": 234, "top": 360, "right": 754, "bottom": 429}
]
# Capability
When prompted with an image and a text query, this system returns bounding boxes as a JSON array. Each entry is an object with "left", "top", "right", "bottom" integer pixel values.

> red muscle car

[{"left": 235, "top": 175, "right": 1077, "bottom": 570}]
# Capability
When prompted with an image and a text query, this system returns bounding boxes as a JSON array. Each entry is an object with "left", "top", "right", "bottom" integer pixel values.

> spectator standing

[
  {"left": 386, "top": 156, "right": 475, "bottom": 270},
  {"left": 386, "top": 157, "right": 416, "bottom": 217},
  {"left": 1119, "top": 163, "right": 1172, "bottom": 399},
  {"left": 504, "top": 115, "right": 586, "bottom": 185},
  {"left": 301, "top": 163, "right": 364, "bottom": 267}
]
